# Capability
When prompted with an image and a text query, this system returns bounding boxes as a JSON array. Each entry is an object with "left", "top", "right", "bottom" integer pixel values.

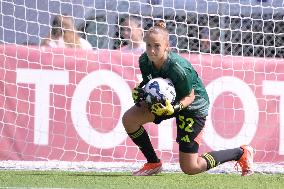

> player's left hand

[{"left": 151, "top": 99, "right": 174, "bottom": 116}]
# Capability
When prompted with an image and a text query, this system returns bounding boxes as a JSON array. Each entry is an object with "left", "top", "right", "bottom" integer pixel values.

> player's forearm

[{"left": 177, "top": 89, "right": 195, "bottom": 109}]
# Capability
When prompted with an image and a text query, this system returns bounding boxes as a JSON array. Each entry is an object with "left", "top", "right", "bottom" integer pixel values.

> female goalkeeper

[{"left": 122, "top": 21, "right": 254, "bottom": 176}]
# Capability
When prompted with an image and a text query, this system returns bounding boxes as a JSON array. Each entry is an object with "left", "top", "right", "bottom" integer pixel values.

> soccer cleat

[
  {"left": 235, "top": 145, "right": 255, "bottom": 176},
  {"left": 133, "top": 162, "right": 162, "bottom": 176}
]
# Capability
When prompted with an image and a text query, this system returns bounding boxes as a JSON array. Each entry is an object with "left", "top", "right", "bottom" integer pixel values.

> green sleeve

[
  {"left": 138, "top": 53, "right": 150, "bottom": 87},
  {"left": 177, "top": 68, "right": 194, "bottom": 98},
  {"left": 169, "top": 62, "right": 194, "bottom": 101}
]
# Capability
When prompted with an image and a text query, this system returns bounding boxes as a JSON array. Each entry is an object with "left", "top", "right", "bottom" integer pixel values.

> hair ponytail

[
  {"left": 154, "top": 20, "right": 166, "bottom": 29},
  {"left": 147, "top": 20, "right": 169, "bottom": 36}
]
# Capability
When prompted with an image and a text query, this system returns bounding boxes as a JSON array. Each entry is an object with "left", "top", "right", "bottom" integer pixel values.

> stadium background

[{"left": 1, "top": 0, "right": 284, "bottom": 174}]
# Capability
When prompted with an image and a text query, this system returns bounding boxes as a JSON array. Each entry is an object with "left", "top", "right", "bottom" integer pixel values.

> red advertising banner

[{"left": 0, "top": 45, "right": 283, "bottom": 163}]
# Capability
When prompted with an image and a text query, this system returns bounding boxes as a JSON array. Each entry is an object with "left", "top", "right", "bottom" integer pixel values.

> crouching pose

[{"left": 122, "top": 21, "right": 254, "bottom": 176}]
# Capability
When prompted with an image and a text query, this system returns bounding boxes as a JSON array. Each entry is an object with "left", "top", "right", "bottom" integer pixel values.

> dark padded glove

[{"left": 132, "top": 86, "right": 145, "bottom": 104}]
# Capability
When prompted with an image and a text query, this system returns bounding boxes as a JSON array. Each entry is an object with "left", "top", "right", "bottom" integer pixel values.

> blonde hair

[
  {"left": 51, "top": 14, "right": 81, "bottom": 48},
  {"left": 146, "top": 20, "right": 169, "bottom": 41}
]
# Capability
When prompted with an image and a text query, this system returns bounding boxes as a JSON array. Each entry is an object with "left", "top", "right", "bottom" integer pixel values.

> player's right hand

[
  {"left": 151, "top": 99, "right": 174, "bottom": 116},
  {"left": 132, "top": 86, "right": 145, "bottom": 104}
]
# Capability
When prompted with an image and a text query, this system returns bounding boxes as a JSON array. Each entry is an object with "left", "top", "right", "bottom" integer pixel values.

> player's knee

[
  {"left": 180, "top": 168, "right": 197, "bottom": 175},
  {"left": 122, "top": 110, "right": 131, "bottom": 127},
  {"left": 122, "top": 109, "right": 138, "bottom": 130},
  {"left": 180, "top": 164, "right": 200, "bottom": 175}
]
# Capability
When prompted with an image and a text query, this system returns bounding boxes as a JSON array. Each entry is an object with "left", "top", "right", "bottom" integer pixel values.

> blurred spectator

[
  {"left": 120, "top": 16, "right": 146, "bottom": 53},
  {"left": 199, "top": 27, "right": 210, "bottom": 53},
  {"left": 41, "top": 14, "right": 92, "bottom": 50}
]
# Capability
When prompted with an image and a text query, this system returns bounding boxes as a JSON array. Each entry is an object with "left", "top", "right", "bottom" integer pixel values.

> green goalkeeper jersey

[{"left": 139, "top": 51, "right": 210, "bottom": 117}]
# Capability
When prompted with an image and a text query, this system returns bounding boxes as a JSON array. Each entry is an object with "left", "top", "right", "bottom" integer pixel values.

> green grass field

[{"left": 0, "top": 171, "right": 283, "bottom": 189}]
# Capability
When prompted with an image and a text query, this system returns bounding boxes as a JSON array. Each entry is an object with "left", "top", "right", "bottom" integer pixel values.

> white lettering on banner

[
  {"left": 71, "top": 70, "right": 131, "bottom": 149},
  {"left": 204, "top": 76, "right": 259, "bottom": 150},
  {"left": 263, "top": 80, "right": 284, "bottom": 155},
  {"left": 16, "top": 69, "right": 69, "bottom": 145},
  {"left": 158, "top": 118, "right": 174, "bottom": 150}
]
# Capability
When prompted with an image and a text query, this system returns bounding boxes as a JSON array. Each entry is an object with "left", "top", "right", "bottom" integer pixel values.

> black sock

[
  {"left": 128, "top": 126, "right": 160, "bottom": 163},
  {"left": 202, "top": 147, "right": 243, "bottom": 170}
]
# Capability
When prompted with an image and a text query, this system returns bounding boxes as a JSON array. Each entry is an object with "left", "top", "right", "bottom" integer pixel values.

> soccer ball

[{"left": 144, "top": 77, "right": 176, "bottom": 105}]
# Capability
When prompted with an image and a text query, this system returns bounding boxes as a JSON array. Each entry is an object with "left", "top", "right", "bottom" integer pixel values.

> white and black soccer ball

[{"left": 144, "top": 77, "right": 176, "bottom": 105}]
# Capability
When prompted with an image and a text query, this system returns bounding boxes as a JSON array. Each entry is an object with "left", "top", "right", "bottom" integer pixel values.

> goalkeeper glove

[
  {"left": 151, "top": 99, "right": 184, "bottom": 116},
  {"left": 132, "top": 86, "right": 145, "bottom": 104}
]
